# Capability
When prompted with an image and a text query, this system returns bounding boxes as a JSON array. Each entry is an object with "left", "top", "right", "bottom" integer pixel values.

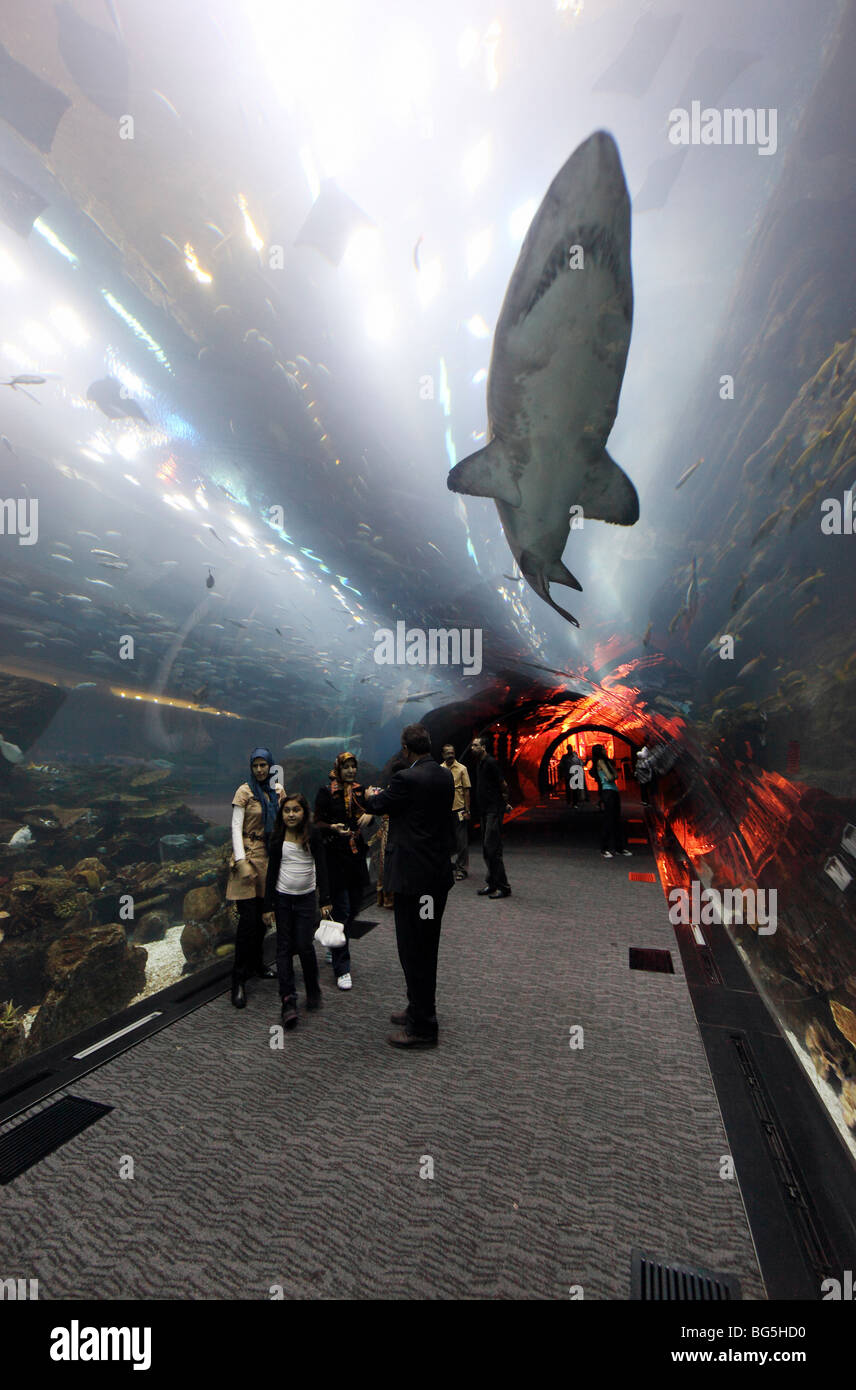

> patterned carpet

[{"left": 0, "top": 801, "right": 765, "bottom": 1299}]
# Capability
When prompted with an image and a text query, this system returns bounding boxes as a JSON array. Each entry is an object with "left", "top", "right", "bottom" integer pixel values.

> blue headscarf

[{"left": 248, "top": 746, "right": 278, "bottom": 836}]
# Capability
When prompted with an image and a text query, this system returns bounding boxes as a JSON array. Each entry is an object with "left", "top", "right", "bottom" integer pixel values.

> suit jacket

[
  {"left": 475, "top": 753, "right": 506, "bottom": 814},
  {"left": 363, "top": 756, "right": 454, "bottom": 895}
]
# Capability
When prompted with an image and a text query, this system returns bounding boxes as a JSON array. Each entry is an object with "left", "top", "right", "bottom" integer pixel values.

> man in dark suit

[
  {"left": 471, "top": 737, "right": 511, "bottom": 898},
  {"left": 363, "top": 724, "right": 454, "bottom": 1049}
]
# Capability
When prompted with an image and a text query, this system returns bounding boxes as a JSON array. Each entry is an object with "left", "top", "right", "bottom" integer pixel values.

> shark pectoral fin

[
  {"left": 581, "top": 448, "right": 640, "bottom": 525},
  {"left": 446, "top": 440, "right": 522, "bottom": 507}
]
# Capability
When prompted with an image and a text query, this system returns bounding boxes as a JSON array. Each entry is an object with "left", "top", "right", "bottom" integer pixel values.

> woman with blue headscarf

[{"left": 227, "top": 747, "right": 283, "bottom": 1008}]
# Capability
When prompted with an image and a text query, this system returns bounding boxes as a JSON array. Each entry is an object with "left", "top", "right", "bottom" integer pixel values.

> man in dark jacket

[
  {"left": 363, "top": 724, "right": 454, "bottom": 1048},
  {"left": 471, "top": 737, "right": 511, "bottom": 897}
]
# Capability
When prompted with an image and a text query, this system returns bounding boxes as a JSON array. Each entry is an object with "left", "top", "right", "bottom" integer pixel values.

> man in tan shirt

[{"left": 442, "top": 743, "right": 471, "bottom": 880}]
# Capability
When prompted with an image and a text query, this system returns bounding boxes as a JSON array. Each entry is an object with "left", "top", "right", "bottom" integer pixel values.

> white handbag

[{"left": 314, "top": 918, "right": 346, "bottom": 947}]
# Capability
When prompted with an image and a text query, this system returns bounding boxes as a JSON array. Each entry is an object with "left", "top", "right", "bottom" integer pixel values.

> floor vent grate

[
  {"left": 631, "top": 1249, "right": 741, "bottom": 1299},
  {"left": 629, "top": 947, "right": 675, "bottom": 973},
  {"left": 0, "top": 1095, "right": 113, "bottom": 1184}
]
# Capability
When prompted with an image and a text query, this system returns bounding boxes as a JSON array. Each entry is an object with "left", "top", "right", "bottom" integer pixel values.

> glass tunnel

[{"left": 0, "top": 0, "right": 855, "bottom": 1314}]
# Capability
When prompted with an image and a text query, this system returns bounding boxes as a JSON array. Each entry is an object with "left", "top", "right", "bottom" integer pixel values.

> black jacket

[
  {"left": 313, "top": 781, "right": 370, "bottom": 885},
  {"left": 363, "top": 756, "right": 454, "bottom": 895},
  {"left": 263, "top": 823, "right": 330, "bottom": 911},
  {"left": 474, "top": 753, "right": 506, "bottom": 814}
]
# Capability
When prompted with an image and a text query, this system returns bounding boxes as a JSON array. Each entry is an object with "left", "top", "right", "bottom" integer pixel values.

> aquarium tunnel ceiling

[{"left": 0, "top": 0, "right": 853, "bottom": 774}]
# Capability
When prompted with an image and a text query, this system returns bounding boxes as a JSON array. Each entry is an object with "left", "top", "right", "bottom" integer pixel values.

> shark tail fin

[
  {"left": 446, "top": 439, "right": 522, "bottom": 508},
  {"left": 581, "top": 448, "right": 639, "bottom": 525},
  {"left": 520, "top": 551, "right": 581, "bottom": 627}
]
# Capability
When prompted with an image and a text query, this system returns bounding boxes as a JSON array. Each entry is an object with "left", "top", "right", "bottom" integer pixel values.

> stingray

[
  {"left": 87, "top": 376, "right": 148, "bottom": 421},
  {"left": 0, "top": 42, "right": 71, "bottom": 152}
]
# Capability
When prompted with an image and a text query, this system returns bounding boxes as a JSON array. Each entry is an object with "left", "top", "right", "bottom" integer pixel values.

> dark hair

[
  {"left": 589, "top": 744, "right": 616, "bottom": 779},
  {"left": 274, "top": 792, "right": 312, "bottom": 853},
  {"left": 402, "top": 723, "right": 431, "bottom": 755}
]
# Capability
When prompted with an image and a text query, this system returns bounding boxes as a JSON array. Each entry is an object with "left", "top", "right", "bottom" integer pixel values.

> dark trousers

[
  {"left": 481, "top": 809, "right": 509, "bottom": 891},
  {"left": 273, "top": 889, "right": 320, "bottom": 1003},
  {"left": 394, "top": 887, "right": 449, "bottom": 1038},
  {"left": 600, "top": 789, "right": 625, "bottom": 852},
  {"left": 232, "top": 897, "right": 266, "bottom": 981},
  {"left": 452, "top": 812, "right": 469, "bottom": 870},
  {"left": 329, "top": 875, "right": 364, "bottom": 978}
]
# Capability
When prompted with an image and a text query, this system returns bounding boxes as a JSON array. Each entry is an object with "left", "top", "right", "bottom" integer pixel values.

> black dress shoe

[
  {"left": 281, "top": 997, "right": 298, "bottom": 1029},
  {"left": 231, "top": 980, "right": 246, "bottom": 1009},
  {"left": 488, "top": 888, "right": 511, "bottom": 898},
  {"left": 477, "top": 886, "right": 492, "bottom": 895},
  {"left": 259, "top": 964, "right": 278, "bottom": 979}
]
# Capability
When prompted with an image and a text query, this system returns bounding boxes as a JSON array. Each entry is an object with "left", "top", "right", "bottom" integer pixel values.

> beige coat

[{"left": 225, "top": 783, "right": 269, "bottom": 900}]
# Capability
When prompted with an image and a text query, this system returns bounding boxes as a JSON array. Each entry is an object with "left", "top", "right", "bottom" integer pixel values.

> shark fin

[
  {"left": 547, "top": 558, "right": 582, "bottom": 591},
  {"left": 446, "top": 440, "right": 522, "bottom": 507},
  {"left": 520, "top": 551, "right": 581, "bottom": 627},
  {"left": 580, "top": 448, "right": 639, "bottom": 525}
]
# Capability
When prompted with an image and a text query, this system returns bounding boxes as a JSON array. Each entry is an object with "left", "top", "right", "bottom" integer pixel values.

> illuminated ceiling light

[
  {"left": 102, "top": 291, "right": 171, "bottom": 371},
  {"left": 416, "top": 256, "right": 442, "bottom": 308},
  {"left": 237, "top": 193, "right": 264, "bottom": 254},
  {"left": 116, "top": 432, "right": 140, "bottom": 461},
  {"left": 0, "top": 248, "right": 23, "bottom": 283},
  {"left": 509, "top": 198, "right": 537, "bottom": 242},
  {"left": 466, "top": 227, "right": 493, "bottom": 279},
  {"left": 33, "top": 218, "right": 79, "bottom": 267},
  {"left": 462, "top": 136, "right": 491, "bottom": 192},
  {"left": 183, "top": 243, "right": 213, "bottom": 285},
  {"left": 457, "top": 26, "right": 479, "bottom": 67},
  {"left": 484, "top": 20, "right": 502, "bottom": 90},
  {"left": 22, "top": 322, "right": 61, "bottom": 357},
  {"left": 472, "top": 367, "right": 488, "bottom": 384},
  {"left": 299, "top": 147, "right": 321, "bottom": 202},
  {"left": 365, "top": 297, "right": 395, "bottom": 342},
  {"left": 465, "top": 314, "right": 490, "bottom": 339},
  {"left": 50, "top": 304, "right": 90, "bottom": 345},
  {"left": 342, "top": 225, "right": 382, "bottom": 279}
]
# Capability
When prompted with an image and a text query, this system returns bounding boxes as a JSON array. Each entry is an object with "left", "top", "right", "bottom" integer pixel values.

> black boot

[
  {"left": 281, "top": 996, "right": 298, "bottom": 1029},
  {"left": 231, "top": 978, "right": 247, "bottom": 1009}
]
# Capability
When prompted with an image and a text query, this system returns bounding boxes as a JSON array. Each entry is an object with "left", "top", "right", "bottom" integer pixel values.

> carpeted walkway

[{"left": 0, "top": 801, "right": 765, "bottom": 1299}]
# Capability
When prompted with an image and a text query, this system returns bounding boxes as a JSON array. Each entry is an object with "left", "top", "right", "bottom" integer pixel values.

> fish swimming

[
  {"left": 283, "top": 735, "right": 363, "bottom": 758},
  {"left": 446, "top": 130, "right": 638, "bottom": 626},
  {"left": 87, "top": 376, "right": 148, "bottom": 422}
]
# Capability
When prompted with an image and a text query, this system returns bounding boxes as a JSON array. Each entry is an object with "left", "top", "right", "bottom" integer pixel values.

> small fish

[
  {"left": 324, "top": 680, "right": 339, "bottom": 691},
  {"left": 750, "top": 508, "right": 784, "bottom": 546},
  {"left": 642, "top": 621, "right": 653, "bottom": 647},
  {"left": 73, "top": 682, "right": 97, "bottom": 689},
  {"left": 98, "top": 560, "right": 128, "bottom": 570},
  {"left": 730, "top": 573, "right": 747, "bottom": 613},
  {"left": 85, "top": 579, "right": 114, "bottom": 588},
  {"left": 675, "top": 457, "right": 703, "bottom": 489},
  {"left": 503, "top": 573, "right": 523, "bottom": 582},
  {"left": 77, "top": 531, "right": 99, "bottom": 540},
  {"left": 3, "top": 373, "right": 47, "bottom": 386},
  {"left": 206, "top": 526, "right": 225, "bottom": 544},
  {"left": 413, "top": 234, "right": 424, "bottom": 271},
  {"left": 668, "top": 605, "right": 686, "bottom": 634},
  {"left": 161, "top": 560, "right": 179, "bottom": 568},
  {"left": 793, "top": 596, "right": 820, "bottom": 624},
  {"left": 791, "top": 568, "right": 824, "bottom": 598},
  {"left": 50, "top": 553, "right": 74, "bottom": 563},
  {"left": 399, "top": 690, "right": 444, "bottom": 704},
  {"left": 737, "top": 654, "right": 767, "bottom": 679},
  {"left": 1, "top": 434, "right": 17, "bottom": 455},
  {"left": 90, "top": 548, "right": 120, "bottom": 559},
  {"left": 206, "top": 570, "right": 215, "bottom": 589}
]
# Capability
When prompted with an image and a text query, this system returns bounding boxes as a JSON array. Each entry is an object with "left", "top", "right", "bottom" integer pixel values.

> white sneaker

[
  {"left": 601, "top": 850, "right": 613, "bottom": 859},
  {"left": 620, "top": 849, "right": 633, "bottom": 856},
  {"left": 337, "top": 973, "right": 352, "bottom": 990}
]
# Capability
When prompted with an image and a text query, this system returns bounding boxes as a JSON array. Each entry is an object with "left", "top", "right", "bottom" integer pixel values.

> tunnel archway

[{"left": 537, "top": 723, "right": 642, "bottom": 798}]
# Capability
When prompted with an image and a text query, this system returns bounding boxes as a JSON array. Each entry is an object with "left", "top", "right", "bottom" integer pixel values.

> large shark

[{"left": 447, "top": 130, "right": 638, "bottom": 626}]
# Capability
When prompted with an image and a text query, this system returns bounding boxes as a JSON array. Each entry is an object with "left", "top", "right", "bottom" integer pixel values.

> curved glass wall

[{"left": 1, "top": 0, "right": 854, "bottom": 1162}]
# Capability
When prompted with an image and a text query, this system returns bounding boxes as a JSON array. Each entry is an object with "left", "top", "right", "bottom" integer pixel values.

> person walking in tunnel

[
  {"left": 313, "top": 751, "right": 373, "bottom": 991},
  {"left": 588, "top": 743, "right": 632, "bottom": 859},
  {"left": 262, "top": 792, "right": 332, "bottom": 1028},
  {"left": 227, "top": 746, "right": 282, "bottom": 1008},
  {"left": 363, "top": 724, "right": 454, "bottom": 1048},
  {"left": 471, "top": 736, "right": 511, "bottom": 897},
  {"left": 442, "top": 742, "right": 471, "bottom": 879},
  {"left": 558, "top": 745, "right": 587, "bottom": 807}
]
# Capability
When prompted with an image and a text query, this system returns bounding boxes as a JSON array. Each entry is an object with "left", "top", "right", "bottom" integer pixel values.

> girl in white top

[{"left": 262, "top": 794, "right": 332, "bottom": 1028}]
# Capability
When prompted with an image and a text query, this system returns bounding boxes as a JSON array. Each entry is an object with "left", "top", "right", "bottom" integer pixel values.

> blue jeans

[{"left": 329, "top": 878, "right": 364, "bottom": 978}]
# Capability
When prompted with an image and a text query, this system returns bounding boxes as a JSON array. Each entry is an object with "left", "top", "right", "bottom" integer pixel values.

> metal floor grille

[
  {"left": 0, "top": 1095, "right": 113, "bottom": 1184},
  {"left": 631, "top": 1249, "right": 741, "bottom": 1299},
  {"left": 629, "top": 947, "right": 675, "bottom": 973}
]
